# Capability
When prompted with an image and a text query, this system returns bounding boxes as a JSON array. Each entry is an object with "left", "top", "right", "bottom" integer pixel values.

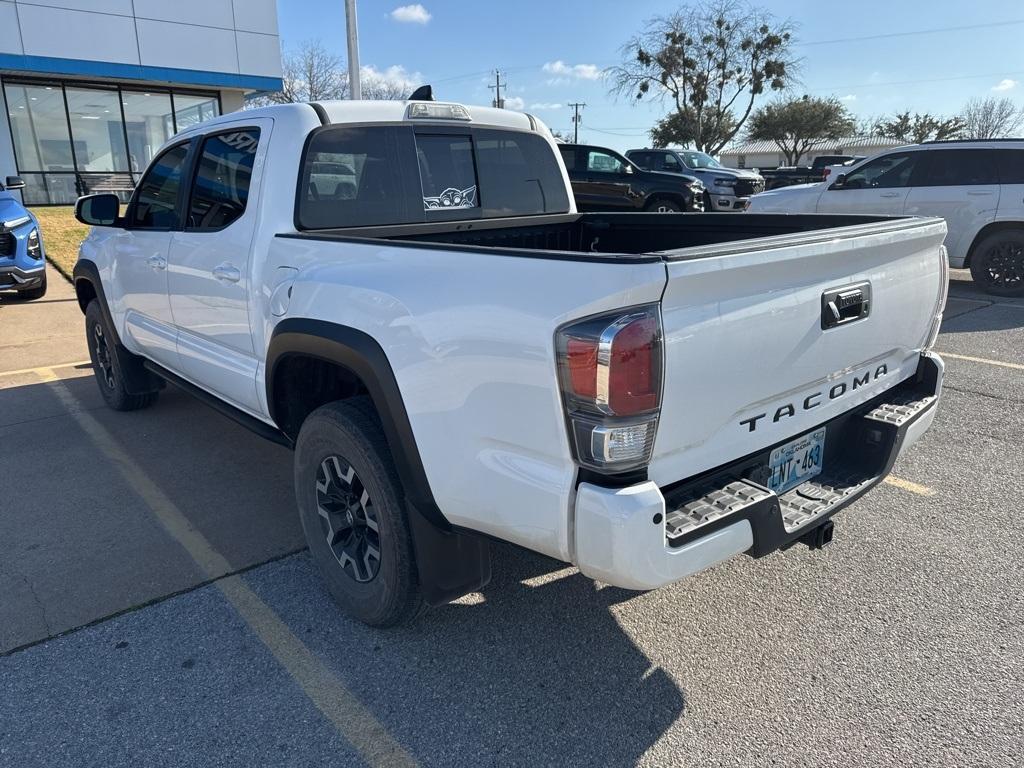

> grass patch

[{"left": 29, "top": 207, "right": 90, "bottom": 283}]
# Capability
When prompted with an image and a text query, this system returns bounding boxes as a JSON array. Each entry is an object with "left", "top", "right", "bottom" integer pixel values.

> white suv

[{"left": 748, "top": 140, "right": 1024, "bottom": 295}]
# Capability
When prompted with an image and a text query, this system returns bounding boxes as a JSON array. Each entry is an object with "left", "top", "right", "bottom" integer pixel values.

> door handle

[
  {"left": 147, "top": 255, "right": 166, "bottom": 270},
  {"left": 212, "top": 263, "right": 241, "bottom": 283},
  {"left": 879, "top": 192, "right": 901, "bottom": 198},
  {"left": 966, "top": 190, "right": 994, "bottom": 196}
]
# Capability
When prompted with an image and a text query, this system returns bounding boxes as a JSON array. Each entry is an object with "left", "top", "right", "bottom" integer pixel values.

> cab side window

[
  {"left": 662, "top": 153, "right": 682, "bottom": 172},
  {"left": 586, "top": 149, "right": 626, "bottom": 174},
  {"left": 186, "top": 129, "right": 261, "bottom": 231},
  {"left": 838, "top": 152, "right": 919, "bottom": 190},
  {"left": 128, "top": 143, "right": 190, "bottom": 229}
]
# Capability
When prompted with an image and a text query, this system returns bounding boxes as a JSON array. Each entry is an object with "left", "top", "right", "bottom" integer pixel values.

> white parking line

[
  {"left": 37, "top": 368, "right": 419, "bottom": 768},
  {"left": 0, "top": 360, "right": 91, "bottom": 379},
  {"left": 938, "top": 352, "right": 1024, "bottom": 371}
]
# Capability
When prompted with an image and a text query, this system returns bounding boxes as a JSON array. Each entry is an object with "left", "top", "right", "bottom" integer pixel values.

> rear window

[
  {"left": 298, "top": 126, "right": 569, "bottom": 229},
  {"left": 997, "top": 149, "right": 1024, "bottom": 184},
  {"left": 298, "top": 126, "right": 415, "bottom": 229},
  {"left": 917, "top": 149, "right": 999, "bottom": 186}
]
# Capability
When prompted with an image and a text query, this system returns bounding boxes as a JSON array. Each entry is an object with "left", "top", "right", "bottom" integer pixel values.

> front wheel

[
  {"left": 84, "top": 300, "right": 159, "bottom": 411},
  {"left": 645, "top": 197, "right": 682, "bottom": 213},
  {"left": 970, "top": 231, "right": 1024, "bottom": 297},
  {"left": 294, "top": 398, "right": 425, "bottom": 627}
]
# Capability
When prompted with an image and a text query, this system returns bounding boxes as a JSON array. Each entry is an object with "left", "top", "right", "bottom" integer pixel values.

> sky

[{"left": 275, "top": 0, "right": 1024, "bottom": 152}]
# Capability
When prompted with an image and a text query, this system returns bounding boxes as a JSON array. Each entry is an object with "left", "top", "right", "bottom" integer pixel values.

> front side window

[
  {"left": 586, "top": 149, "right": 626, "bottom": 174},
  {"left": 416, "top": 134, "right": 478, "bottom": 210},
  {"left": 186, "top": 129, "right": 260, "bottom": 231},
  {"left": 917, "top": 149, "right": 999, "bottom": 187},
  {"left": 128, "top": 143, "right": 189, "bottom": 229},
  {"left": 662, "top": 153, "right": 682, "bottom": 171},
  {"left": 838, "top": 152, "right": 919, "bottom": 190}
]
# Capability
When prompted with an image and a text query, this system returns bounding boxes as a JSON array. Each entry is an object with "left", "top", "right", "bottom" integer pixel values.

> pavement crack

[
  {"left": 943, "top": 383, "right": 1024, "bottom": 405},
  {"left": 1, "top": 562, "right": 52, "bottom": 638}
]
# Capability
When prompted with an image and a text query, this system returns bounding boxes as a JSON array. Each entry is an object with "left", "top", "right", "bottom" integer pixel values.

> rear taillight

[{"left": 556, "top": 305, "right": 663, "bottom": 472}]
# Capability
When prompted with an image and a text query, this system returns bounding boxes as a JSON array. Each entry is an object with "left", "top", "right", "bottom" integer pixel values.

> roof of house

[{"left": 720, "top": 135, "right": 905, "bottom": 157}]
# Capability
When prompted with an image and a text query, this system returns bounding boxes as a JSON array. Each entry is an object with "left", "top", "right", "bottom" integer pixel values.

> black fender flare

[
  {"left": 266, "top": 318, "right": 491, "bottom": 605},
  {"left": 72, "top": 259, "right": 163, "bottom": 395}
]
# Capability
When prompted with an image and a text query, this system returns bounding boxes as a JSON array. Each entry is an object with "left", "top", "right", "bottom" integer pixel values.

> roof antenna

[{"left": 408, "top": 85, "right": 434, "bottom": 101}]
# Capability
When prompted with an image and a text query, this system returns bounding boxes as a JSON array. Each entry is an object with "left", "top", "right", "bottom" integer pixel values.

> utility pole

[
  {"left": 569, "top": 102, "right": 586, "bottom": 143},
  {"left": 489, "top": 70, "right": 505, "bottom": 109},
  {"left": 345, "top": 0, "right": 361, "bottom": 99}
]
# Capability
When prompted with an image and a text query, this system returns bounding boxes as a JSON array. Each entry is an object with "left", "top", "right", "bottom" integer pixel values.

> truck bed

[{"left": 283, "top": 212, "right": 912, "bottom": 261}]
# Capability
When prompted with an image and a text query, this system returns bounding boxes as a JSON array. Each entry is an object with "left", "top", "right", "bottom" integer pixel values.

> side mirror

[
  {"left": 829, "top": 173, "right": 847, "bottom": 190},
  {"left": 75, "top": 193, "right": 121, "bottom": 227},
  {"left": 5, "top": 176, "right": 25, "bottom": 191}
]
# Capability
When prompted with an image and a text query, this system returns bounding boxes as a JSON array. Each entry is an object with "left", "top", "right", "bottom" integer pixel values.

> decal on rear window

[{"left": 423, "top": 185, "right": 477, "bottom": 210}]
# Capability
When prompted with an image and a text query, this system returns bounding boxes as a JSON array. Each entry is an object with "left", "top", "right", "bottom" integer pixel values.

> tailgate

[{"left": 648, "top": 217, "right": 947, "bottom": 487}]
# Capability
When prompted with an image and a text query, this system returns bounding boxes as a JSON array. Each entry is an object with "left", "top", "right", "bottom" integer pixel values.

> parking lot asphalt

[{"left": 1, "top": 269, "right": 1022, "bottom": 767}]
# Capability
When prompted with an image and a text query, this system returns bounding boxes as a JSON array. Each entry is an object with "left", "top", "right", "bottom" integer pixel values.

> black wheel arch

[
  {"left": 267, "top": 318, "right": 491, "bottom": 605},
  {"left": 73, "top": 259, "right": 162, "bottom": 395},
  {"left": 965, "top": 222, "right": 1024, "bottom": 267},
  {"left": 644, "top": 190, "right": 690, "bottom": 210}
]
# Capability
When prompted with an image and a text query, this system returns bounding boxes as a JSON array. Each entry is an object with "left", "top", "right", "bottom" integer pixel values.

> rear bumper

[{"left": 573, "top": 352, "right": 943, "bottom": 590}]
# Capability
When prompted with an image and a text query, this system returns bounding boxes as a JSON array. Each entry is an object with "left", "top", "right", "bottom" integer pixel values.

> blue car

[{"left": 0, "top": 176, "right": 46, "bottom": 300}]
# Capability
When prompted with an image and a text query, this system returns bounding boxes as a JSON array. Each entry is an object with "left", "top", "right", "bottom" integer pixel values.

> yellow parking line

[
  {"left": 0, "top": 359, "right": 91, "bottom": 379},
  {"left": 40, "top": 369, "right": 417, "bottom": 768},
  {"left": 884, "top": 476, "right": 936, "bottom": 497},
  {"left": 938, "top": 352, "right": 1024, "bottom": 371}
]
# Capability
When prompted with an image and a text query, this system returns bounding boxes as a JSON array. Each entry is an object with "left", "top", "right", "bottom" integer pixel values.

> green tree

[
  {"left": 873, "top": 111, "right": 965, "bottom": 143},
  {"left": 609, "top": 0, "right": 797, "bottom": 154},
  {"left": 746, "top": 96, "right": 855, "bottom": 166}
]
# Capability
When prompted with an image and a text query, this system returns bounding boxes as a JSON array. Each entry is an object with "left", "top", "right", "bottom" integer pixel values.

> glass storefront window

[
  {"left": 4, "top": 83, "right": 74, "bottom": 173},
  {"left": 121, "top": 91, "right": 176, "bottom": 174},
  {"left": 4, "top": 79, "right": 220, "bottom": 204},
  {"left": 64, "top": 86, "right": 129, "bottom": 173},
  {"left": 174, "top": 93, "right": 220, "bottom": 132}
]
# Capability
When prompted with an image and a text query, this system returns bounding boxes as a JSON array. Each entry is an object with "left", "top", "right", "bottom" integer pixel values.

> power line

[
  {"left": 810, "top": 69, "right": 1024, "bottom": 93},
  {"left": 799, "top": 19, "right": 1024, "bottom": 46}
]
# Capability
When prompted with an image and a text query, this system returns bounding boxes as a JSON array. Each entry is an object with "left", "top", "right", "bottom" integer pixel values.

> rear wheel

[
  {"left": 645, "top": 197, "right": 682, "bottom": 213},
  {"left": 294, "top": 398, "right": 425, "bottom": 627},
  {"left": 970, "top": 230, "right": 1024, "bottom": 297},
  {"left": 85, "top": 300, "right": 159, "bottom": 411}
]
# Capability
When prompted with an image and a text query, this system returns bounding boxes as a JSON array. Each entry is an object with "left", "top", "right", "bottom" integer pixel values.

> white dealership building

[{"left": 0, "top": 0, "right": 283, "bottom": 205}]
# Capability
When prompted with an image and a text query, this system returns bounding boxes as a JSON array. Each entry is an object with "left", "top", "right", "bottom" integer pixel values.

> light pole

[{"left": 345, "top": 0, "right": 361, "bottom": 99}]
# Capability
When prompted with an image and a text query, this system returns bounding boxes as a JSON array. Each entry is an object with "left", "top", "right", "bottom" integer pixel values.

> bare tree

[
  {"left": 247, "top": 40, "right": 412, "bottom": 106},
  {"left": 960, "top": 97, "right": 1024, "bottom": 139},
  {"left": 609, "top": 0, "right": 798, "bottom": 154}
]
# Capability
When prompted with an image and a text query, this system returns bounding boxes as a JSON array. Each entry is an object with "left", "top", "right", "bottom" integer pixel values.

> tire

[
  {"left": 84, "top": 300, "right": 159, "bottom": 411},
  {"left": 18, "top": 272, "right": 46, "bottom": 300},
  {"left": 970, "top": 230, "right": 1024, "bottom": 297},
  {"left": 294, "top": 398, "right": 425, "bottom": 627},
  {"left": 645, "top": 197, "right": 682, "bottom": 213}
]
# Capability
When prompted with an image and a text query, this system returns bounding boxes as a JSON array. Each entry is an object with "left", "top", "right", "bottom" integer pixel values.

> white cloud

[
  {"left": 529, "top": 102, "right": 563, "bottom": 110},
  {"left": 542, "top": 60, "right": 602, "bottom": 81},
  {"left": 361, "top": 64, "right": 424, "bottom": 96},
  {"left": 839, "top": 94, "right": 857, "bottom": 102},
  {"left": 992, "top": 78, "right": 1017, "bottom": 92},
  {"left": 390, "top": 4, "right": 431, "bottom": 24},
  {"left": 502, "top": 96, "right": 526, "bottom": 110}
]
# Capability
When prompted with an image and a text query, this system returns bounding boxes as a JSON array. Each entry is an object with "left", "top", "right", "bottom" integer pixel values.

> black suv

[{"left": 558, "top": 144, "right": 704, "bottom": 213}]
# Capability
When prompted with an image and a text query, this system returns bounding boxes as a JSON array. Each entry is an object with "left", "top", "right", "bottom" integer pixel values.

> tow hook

[{"left": 801, "top": 519, "right": 835, "bottom": 550}]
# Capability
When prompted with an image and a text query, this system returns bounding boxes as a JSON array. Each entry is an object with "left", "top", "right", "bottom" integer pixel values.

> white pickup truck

[{"left": 72, "top": 98, "right": 948, "bottom": 626}]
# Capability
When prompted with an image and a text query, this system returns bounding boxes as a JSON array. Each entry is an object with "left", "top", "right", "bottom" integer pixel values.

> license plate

[{"left": 767, "top": 428, "right": 826, "bottom": 494}]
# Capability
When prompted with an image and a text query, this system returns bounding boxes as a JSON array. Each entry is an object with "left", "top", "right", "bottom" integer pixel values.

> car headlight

[
  {"left": 27, "top": 228, "right": 42, "bottom": 261},
  {"left": 713, "top": 177, "right": 737, "bottom": 188}
]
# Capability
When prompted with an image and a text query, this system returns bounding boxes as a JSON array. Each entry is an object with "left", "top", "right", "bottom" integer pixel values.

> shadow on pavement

[{"left": 247, "top": 548, "right": 687, "bottom": 767}]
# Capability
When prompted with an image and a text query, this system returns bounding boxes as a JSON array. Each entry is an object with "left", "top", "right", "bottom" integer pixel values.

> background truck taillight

[{"left": 556, "top": 305, "right": 664, "bottom": 472}]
